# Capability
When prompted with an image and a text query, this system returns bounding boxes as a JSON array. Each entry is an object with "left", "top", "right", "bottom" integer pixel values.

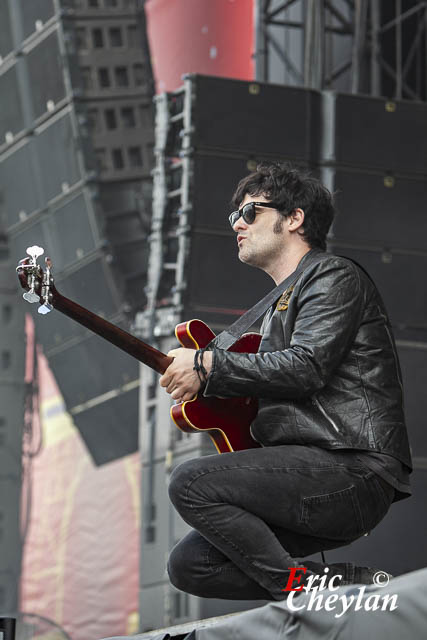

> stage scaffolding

[{"left": 255, "top": 0, "right": 427, "bottom": 101}]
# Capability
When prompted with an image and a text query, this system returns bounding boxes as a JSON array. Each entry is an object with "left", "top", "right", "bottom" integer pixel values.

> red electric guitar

[{"left": 16, "top": 246, "right": 261, "bottom": 453}]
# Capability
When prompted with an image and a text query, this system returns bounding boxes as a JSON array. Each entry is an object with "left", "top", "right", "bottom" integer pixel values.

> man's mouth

[{"left": 237, "top": 235, "right": 246, "bottom": 245}]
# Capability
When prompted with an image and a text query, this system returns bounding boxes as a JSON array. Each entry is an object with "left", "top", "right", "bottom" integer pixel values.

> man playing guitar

[{"left": 159, "top": 163, "right": 412, "bottom": 600}]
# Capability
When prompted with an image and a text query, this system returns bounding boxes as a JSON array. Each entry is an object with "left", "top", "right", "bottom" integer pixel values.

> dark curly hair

[{"left": 231, "top": 163, "right": 335, "bottom": 251}]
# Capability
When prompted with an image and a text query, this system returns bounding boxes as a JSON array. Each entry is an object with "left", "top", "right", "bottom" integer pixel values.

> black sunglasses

[{"left": 229, "top": 201, "right": 277, "bottom": 228}]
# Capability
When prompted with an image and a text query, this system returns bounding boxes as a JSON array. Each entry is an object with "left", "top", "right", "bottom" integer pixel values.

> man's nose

[{"left": 233, "top": 215, "right": 248, "bottom": 233}]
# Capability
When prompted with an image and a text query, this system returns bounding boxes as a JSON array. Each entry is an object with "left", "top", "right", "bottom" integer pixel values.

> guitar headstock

[{"left": 16, "top": 245, "right": 55, "bottom": 314}]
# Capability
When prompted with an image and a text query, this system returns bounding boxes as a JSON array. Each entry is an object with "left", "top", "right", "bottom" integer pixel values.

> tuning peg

[
  {"left": 38, "top": 302, "right": 53, "bottom": 314},
  {"left": 23, "top": 289, "right": 40, "bottom": 304},
  {"left": 26, "top": 245, "right": 44, "bottom": 262}
]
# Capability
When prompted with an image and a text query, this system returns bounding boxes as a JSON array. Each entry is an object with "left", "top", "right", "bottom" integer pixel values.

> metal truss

[
  {"left": 255, "top": 0, "right": 427, "bottom": 101},
  {"left": 136, "top": 76, "right": 195, "bottom": 340}
]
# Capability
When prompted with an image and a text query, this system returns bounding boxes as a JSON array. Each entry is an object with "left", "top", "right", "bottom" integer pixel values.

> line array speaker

[{"left": 1, "top": 9, "right": 154, "bottom": 465}]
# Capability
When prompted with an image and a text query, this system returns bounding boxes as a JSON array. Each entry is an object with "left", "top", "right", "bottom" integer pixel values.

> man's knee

[
  {"left": 167, "top": 540, "right": 197, "bottom": 595},
  {"left": 168, "top": 457, "right": 204, "bottom": 511}
]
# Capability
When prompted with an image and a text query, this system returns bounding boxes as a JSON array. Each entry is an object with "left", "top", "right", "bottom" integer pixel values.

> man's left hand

[{"left": 159, "top": 348, "right": 213, "bottom": 402}]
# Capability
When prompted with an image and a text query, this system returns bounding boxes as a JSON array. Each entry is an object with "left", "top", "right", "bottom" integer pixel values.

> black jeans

[{"left": 167, "top": 445, "right": 394, "bottom": 601}]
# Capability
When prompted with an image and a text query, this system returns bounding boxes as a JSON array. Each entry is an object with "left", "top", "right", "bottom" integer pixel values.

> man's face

[{"left": 232, "top": 193, "right": 287, "bottom": 269}]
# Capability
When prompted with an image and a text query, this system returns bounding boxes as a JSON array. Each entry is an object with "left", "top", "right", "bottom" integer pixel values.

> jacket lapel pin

[{"left": 276, "top": 286, "right": 294, "bottom": 311}]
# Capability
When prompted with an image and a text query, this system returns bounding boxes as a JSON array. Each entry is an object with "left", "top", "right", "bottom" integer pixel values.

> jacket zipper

[
  {"left": 312, "top": 396, "right": 340, "bottom": 433},
  {"left": 379, "top": 308, "right": 405, "bottom": 399}
]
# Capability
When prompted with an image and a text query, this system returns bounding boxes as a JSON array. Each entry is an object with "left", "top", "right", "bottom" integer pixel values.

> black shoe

[
  {"left": 304, "top": 561, "right": 393, "bottom": 587},
  {"left": 326, "top": 562, "right": 393, "bottom": 586}
]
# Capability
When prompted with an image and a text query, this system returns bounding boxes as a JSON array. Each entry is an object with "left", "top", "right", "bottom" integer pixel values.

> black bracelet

[
  {"left": 193, "top": 350, "right": 204, "bottom": 386},
  {"left": 199, "top": 348, "right": 208, "bottom": 380},
  {"left": 193, "top": 349, "right": 208, "bottom": 387}
]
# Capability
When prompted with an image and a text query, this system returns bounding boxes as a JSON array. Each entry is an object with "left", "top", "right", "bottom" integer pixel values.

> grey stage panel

[
  {"left": 2, "top": 112, "right": 83, "bottom": 225},
  {"left": 332, "top": 170, "right": 427, "bottom": 252},
  {"left": 19, "top": 0, "right": 55, "bottom": 41},
  {"left": 72, "top": 386, "right": 139, "bottom": 466},
  {"left": 335, "top": 93, "right": 427, "bottom": 175},
  {"left": 329, "top": 244, "right": 427, "bottom": 329},
  {"left": 26, "top": 30, "right": 66, "bottom": 120},
  {"left": 191, "top": 75, "right": 321, "bottom": 163},
  {"left": 0, "top": 66, "right": 25, "bottom": 139},
  {"left": 0, "top": 1, "right": 13, "bottom": 57},
  {"left": 398, "top": 345, "right": 427, "bottom": 458}
]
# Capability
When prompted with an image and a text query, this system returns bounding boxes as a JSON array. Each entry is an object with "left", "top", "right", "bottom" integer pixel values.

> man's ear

[{"left": 287, "top": 208, "right": 305, "bottom": 231}]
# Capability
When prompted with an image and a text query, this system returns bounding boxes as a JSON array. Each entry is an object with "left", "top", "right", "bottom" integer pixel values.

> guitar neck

[{"left": 53, "top": 293, "right": 172, "bottom": 374}]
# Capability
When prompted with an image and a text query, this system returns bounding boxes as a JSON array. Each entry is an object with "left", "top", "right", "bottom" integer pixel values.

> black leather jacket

[{"left": 204, "top": 251, "right": 412, "bottom": 469}]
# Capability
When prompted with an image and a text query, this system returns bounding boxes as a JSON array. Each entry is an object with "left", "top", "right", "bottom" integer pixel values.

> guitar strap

[{"left": 212, "top": 248, "right": 327, "bottom": 350}]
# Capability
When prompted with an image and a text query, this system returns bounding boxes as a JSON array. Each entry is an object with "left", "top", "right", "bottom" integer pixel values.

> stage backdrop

[
  {"left": 20, "top": 319, "right": 140, "bottom": 640},
  {"left": 145, "top": 0, "right": 254, "bottom": 92}
]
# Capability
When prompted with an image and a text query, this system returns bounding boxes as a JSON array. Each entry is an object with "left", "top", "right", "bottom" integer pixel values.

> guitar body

[{"left": 170, "top": 319, "right": 262, "bottom": 453}]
